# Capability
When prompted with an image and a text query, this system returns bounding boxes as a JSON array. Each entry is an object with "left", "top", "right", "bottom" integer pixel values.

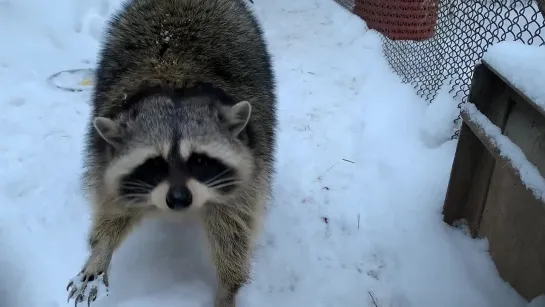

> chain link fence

[{"left": 334, "top": 0, "right": 545, "bottom": 139}]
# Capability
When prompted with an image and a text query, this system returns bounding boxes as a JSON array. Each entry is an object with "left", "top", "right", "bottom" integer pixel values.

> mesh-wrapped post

[{"left": 354, "top": 0, "right": 438, "bottom": 41}]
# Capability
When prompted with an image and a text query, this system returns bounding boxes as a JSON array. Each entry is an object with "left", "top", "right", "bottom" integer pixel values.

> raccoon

[{"left": 65, "top": 0, "right": 276, "bottom": 306}]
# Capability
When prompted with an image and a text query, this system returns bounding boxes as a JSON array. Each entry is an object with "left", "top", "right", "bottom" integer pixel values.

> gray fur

[{"left": 66, "top": 0, "right": 276, "bottom": 306}]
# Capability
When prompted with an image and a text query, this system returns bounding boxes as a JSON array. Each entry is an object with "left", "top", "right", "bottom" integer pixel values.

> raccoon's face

[{"left": 93, "top": 94, "right": 254, "bottom": 211}]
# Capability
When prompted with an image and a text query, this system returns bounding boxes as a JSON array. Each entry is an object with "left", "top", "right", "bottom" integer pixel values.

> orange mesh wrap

[{"left": 354, "top": 0, "right": 438, "bottom": 41}]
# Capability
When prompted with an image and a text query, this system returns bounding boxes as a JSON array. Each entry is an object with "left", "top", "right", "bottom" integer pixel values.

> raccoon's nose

[{"left": 166, "top": 186, "right": 193, "bottom": 209}]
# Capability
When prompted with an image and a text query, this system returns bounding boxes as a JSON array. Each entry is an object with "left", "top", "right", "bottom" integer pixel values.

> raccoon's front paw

[{"left": 66, "top": 271, "right": 109, "bottom": 306}]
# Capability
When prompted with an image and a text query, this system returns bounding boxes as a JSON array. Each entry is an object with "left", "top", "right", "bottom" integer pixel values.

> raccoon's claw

[{"left": 66, "top": 271, "right": 109, "bottom": 306}]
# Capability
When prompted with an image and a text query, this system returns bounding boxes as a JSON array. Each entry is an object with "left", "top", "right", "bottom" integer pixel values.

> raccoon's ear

[
  {"left": 93, "top": 117, "right": 124, "bottom": 148},
  {"left": 225, "top": 101, "right": 252, "bottom": 136}
]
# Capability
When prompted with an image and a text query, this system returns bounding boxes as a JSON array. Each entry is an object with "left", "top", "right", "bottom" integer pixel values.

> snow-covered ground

[{"left": 0, "top": 0, "right": 531, "bottom": 306}]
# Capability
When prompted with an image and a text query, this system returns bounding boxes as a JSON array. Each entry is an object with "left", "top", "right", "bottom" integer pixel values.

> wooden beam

[
  {"left": 461, "top": 108, "right": 545, "bottom": 203},
  {"left": 442, "top": 63, "right": 510, "bottom": 228}
]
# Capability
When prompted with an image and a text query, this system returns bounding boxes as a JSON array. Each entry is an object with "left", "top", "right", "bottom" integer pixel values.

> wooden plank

[
  {"left": 462, "top": 94, "right": 512, "bottom": 236},
  {"left": 482, "top": 59, "right": 545, "bottom": 119},
  {"left": 477, "top": 100, "right": 545, "bottom": 300},
  {"left": 459, "top": 109, "right": 537, "bottom": 190},
  {"left": 442, "top": 122, "right": 482, "bottom": 224},
  {"left": 538, "top": 0, "right": 545, "bottom": 21},
  {"left": 442, "top": 63, "right": 511, "bottom": 228},
  {"left": 461, "top": 140, "right": 495, "bottom": 236},
  {"left": 443, "top": 57, "right": 545, "bottom": 301},
  {"left": 504, "top": 88, "right": 545, "bottom": 173},
  {"left": 483, "top": 167, "right": 545, "bottom": 300}
]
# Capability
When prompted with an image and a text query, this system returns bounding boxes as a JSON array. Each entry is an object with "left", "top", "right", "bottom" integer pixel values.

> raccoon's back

[{"left": 93, "top": 0, "right": 274, "bottom": 109}]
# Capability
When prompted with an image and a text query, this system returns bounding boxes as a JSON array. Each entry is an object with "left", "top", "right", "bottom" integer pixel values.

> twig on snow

[{"left": 368, "top": 291, "right": 379, "bottom": 307}]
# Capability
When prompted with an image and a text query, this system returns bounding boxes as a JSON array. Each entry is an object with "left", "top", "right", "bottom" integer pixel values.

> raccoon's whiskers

[
  {"left": 205, "top": 169, "right": 230, "bottom": 185},
  {"left": 121, "top": 180, "right": 155, "bottom": 189},
  {"left": 210, "top": 180, "right": 242, "bottom": 190},
  {"left": 119, "top": 193, "right": 148, "bottom": 201},
  {"left": 103, "top": 193, "right": 148, "bottom": 206},
  {"left": 119, "top": 185, "right": 150, "bottom": 193},
  {"left": 208, "top": 177, "right": 238, "bottom": 188}
]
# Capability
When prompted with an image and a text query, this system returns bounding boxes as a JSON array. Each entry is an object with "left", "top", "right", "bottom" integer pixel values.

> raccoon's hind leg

[
  {"left": 67, "top": 213, "right": 140, "bottom": 306},
  {"left": 203, "top": 206, "right": 255, "bottom": 307}
]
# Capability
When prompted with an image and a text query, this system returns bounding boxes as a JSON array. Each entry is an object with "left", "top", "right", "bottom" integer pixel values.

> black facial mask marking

[
  {"left": 186, "top": 153, "right": 237, "bottom": 192},
  {"left": 119, "top": 156, "right": 169, "bottom": 199},
  {"left": 118, "top": 152, "right": 237, "bottom": 202}
]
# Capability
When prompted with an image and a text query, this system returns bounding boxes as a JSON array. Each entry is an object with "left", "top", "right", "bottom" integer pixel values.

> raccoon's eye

[
  {"left": 119, "top": 156, "right": 169, "bottom": 198},
  {"left": 195, "top": 156, "right": 208, "bottom": 166},
  {"left": 187, "top": 153, "right": 231, "bottom": 183}
]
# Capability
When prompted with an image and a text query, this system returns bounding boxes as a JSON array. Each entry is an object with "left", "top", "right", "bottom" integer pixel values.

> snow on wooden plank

[
  {"left": 461, "top": 102, "right": 545, "bottom": 203},
  {"left": 482, "top": 41, "right": 545, "bottom": 113}
]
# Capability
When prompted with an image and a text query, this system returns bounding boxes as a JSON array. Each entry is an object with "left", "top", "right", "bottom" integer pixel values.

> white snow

[
  {"left": 0, "top": 0, "right": 532, "bottom": 307},
  {"left": 482, "top": 41, "right": 545, "bottom": 110},
  {"left": 420, "top": 79, "right": 462, "bottom": 148},
  {"left": 462, "top": 102, "right": 545, "bottom": 202}
]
